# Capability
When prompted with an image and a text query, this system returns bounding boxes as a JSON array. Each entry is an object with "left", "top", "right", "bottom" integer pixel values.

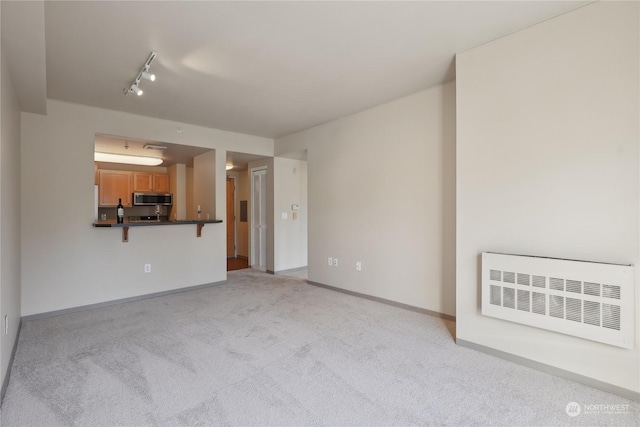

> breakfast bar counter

[{"left": 93, "top": 219, "right": 223, "bottom": 242}]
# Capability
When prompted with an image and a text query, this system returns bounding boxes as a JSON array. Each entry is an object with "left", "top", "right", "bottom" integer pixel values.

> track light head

[
  {"left": 141, "top": 71, "right": 156, "bottom": 82},
  {"left": 130, "top": 84, "right": 143, "bottom": 96}
]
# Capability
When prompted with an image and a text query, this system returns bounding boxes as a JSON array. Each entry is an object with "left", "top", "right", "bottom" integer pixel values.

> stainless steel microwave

[{"left": 133, "top": 193, "right": 173, "bottom": 206}]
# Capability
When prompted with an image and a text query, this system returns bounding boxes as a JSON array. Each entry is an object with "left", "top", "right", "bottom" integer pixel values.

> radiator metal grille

[{"left": 482, "top": 252, "right": 634, "bottom": 349}]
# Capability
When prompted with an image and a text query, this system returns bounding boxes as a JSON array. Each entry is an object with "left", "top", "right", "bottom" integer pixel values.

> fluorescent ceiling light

[{"left": 95, "top": 152, "right": 162, "bottom": 166}]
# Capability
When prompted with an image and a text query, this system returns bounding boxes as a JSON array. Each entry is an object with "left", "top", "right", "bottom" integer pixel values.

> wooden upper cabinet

[
  {"left": 99, "top": 170, "right": 170, "bottom": 207},
  {"left": 98, "top": 170, "right": 132, "bottom": 207},
  {"left": 132, "top": 172, "right": 170, "bottom": 192},
  {"left": 152, "top": 173, "right": 170, "bottom": 193},
  {"left": 132, "top": 172, "right": 153, "bottom": 192}
]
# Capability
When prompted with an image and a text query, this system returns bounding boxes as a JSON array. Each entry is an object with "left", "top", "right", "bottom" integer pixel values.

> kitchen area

[
  {"left": 91, "top": 133, "right": 270, "bottom": 269},
  {"left": 19, "top": 99, "right": 276, "bottom": 319},
  {"left": 93, "top": 134, "right": 222, "bottom": 241},
  {"left": 97, "top": 168, "right": 173, "bottom": 223}
]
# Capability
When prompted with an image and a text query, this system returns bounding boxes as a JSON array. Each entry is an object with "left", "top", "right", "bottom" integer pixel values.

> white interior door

[{"left": 251, "top": 168, "right": 267, "bottom": 270}]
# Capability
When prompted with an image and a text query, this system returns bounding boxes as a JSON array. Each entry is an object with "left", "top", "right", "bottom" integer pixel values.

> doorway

[
  {"left": 226, "top": 177, "right": 236, "bottom": 257},
  {"left": 251, "top": 167, "right": 267, "bottom": 270},
  {"left": 226, "top": 176, "right": 248, "bottom": 271}
]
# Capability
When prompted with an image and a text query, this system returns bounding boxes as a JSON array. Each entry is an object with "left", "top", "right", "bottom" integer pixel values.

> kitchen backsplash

[{"left": 98, "top": 205, "right": 169, "bottom": 221}]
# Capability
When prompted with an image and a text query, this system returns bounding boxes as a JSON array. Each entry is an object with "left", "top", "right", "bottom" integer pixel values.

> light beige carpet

[{"left": 1, "top": 269, "right": 638, "bottom": 426}]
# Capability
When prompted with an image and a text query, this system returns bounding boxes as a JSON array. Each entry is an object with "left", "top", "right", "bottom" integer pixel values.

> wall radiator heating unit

[{"left": 481, "top": 252, "right": 634, "bottom": 349}]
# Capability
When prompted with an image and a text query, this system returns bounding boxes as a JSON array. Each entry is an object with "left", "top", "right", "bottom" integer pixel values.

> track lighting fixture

[
  {"left": 141, "top": 71, "right": 156, "bottom": 82},
  {"left": 125, "top": 51, "right": 157, "bottom": 96},
  {"left": 130, "top": 84, "right": 143, "bottom": 96}
]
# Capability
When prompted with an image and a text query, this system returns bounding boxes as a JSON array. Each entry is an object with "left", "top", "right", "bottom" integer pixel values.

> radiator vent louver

[
  {"left": 503, "top": 287, "right": 515, "bottom": 309},
  {"left": 517, "top": 289, "right": 530, "bottom": 311},
  {"left": 550, "top": 277, "right": 564, "bottom": 291},
  {"left": 584, "top": 282, "right": 600, "bottom": 297},
  {"left": 517, "top": 273, "right": 530, "bottom": 286},
  {"left": 566, "top": 280, "right": 582, "bottom": 294},
  {"left": 550, "top": 295, "right": 564, "bottom": 319},
  {"left": 532, "top": 275, "right": 546, "bottom": 288},
  {"left": 603, "top": 304, "right": 620, "bottom": 331},
  {"left": 583, "top": 301, "right": 600, "bottom": 326},
  {"left": 532, "top": 292, "right": 546, "bottom": 315},
  {"left": 482, "top": 253, "right": 634, "bottom": 349},
  {"left": 603, "top": 285, "right": 621, "bottom": 300},
  {"left": 566, "top": 298, "right": 581, "bottom": 323}
]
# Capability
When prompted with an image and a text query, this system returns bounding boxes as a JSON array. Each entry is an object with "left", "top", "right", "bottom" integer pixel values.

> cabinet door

[
  {"left": 132, "top": 172, "right": 153, "bottom": 192},
  {"left": 98, "top": 170, "right": 132, "bottom": 206},
  {"left": 153, "top": 174, "right": 170, "bottom": 192}
]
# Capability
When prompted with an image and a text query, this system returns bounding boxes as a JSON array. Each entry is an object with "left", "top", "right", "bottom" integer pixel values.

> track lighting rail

[{"left": 125, "top": 51, "right": 157, "bottom": 96}]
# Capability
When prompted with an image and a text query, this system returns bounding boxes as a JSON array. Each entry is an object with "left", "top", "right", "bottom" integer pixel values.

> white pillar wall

[
  {"left": 215, "top": 149, "right": 227, "bottom": 222},
  {"left": 455, "top": 1, "right": 639, "bottom": 396}
]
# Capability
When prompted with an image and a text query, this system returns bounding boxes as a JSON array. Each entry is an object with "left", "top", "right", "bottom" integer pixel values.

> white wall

[
  {"left": 456, "top": 1, "right": 639, "bottom": 395},
  {"left": 193, "top": 150, "right": 216, "bottom": 220},
  {"left": 1, "top": 45, "right": 22, "bottom": 391},
  {"left": 168, "top": 163, "right": 187, "bottom": 221},
  {"left": 186, "top": 166, "right": 194, "bottom": 220},
  {"left": 21, "top": 100, "right": 273, "bottom": 316},
  {"left": 275, "top": 82, "right": 456, "bottom": 315},
  {"left": 273, "top": 157, "right": 307, "bottom": 272}
]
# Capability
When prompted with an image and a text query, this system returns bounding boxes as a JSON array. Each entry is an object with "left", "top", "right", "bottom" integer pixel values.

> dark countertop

[{"left": 93, "top": 219, "right": 223, "bottom": 228}]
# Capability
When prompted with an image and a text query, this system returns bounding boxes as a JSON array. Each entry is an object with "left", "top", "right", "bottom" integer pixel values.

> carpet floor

[{"left": 1, "top": 270, "right": 638, "bottom": 426}]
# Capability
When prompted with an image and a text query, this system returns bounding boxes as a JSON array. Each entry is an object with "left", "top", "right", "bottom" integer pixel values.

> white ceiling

[
  {"left": 1, "top": 1, "right": 47, "bottom": 114},
  {"left": 5, "top": 1, "right": 590, "bottom": 139}
]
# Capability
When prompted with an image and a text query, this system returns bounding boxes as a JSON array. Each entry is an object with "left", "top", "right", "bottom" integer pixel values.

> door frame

[
  {"left": 250, "top": 166, "right": 267, "bottom": 269},
  {"left": 226, "top": 175, "right": 237, "bottom": 258}
]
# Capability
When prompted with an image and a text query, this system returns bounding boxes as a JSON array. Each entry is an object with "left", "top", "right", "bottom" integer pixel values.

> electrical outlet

[
  {"left": 328, "top": 257, "right": 333, "bottom": 266},
  {"left": 356, "top": 261, "right": 362, "bottom": 271},
  {"left": 333, "top": 258, "right": 338, "bottom": 267},
  {"left": 144, "top": 264, "right": 151, "bottom": 273}
]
